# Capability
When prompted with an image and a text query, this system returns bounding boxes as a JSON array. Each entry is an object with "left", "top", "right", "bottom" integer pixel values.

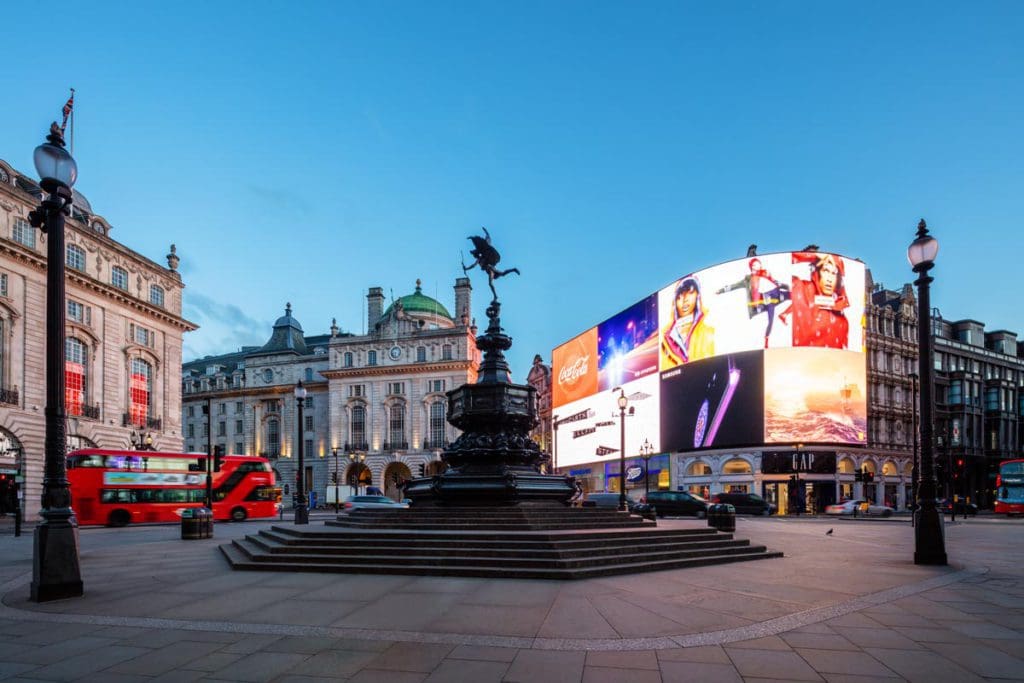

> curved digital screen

[{"left": 552, "top": 251, "right": 866, "bottom": 469}]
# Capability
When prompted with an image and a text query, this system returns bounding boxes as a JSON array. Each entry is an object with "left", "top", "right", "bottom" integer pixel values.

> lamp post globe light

[
  {"left": 614, "top": 387, "right": 628, "bottom": 511},
  {"left": 294, "top": 381, "right": 308, "bottom": 524},
  {"left": 348, "top": 451, "right": 365, "bottom": 497},
  {"left": 638, "top": 438, "right": 654, "bottom": 499},
  {"left": 908, "top": 219, "right": 947, "bottom": 565},
  {"left": 29, "top": 123, "right": 83, "bottom": 602}
]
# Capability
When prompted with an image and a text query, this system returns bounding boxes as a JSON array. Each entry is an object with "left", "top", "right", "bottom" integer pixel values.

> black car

[
  {"left": 582, "top": 492, "right": 655, "bottom": 520},
  {"left": 712, "top": 492, "right": 776, "bottom": 516},
  {"left": 643, "top": 490, "right": 709, "bottom": 518},
  {"left": 939, "top": 499, "right": 978, "bottom": 516}
]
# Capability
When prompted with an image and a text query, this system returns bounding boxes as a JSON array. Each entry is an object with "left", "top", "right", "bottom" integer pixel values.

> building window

[
  {"left": 11, "top": 218, "right": 35, "bottom": 248},
  {"left": 111, "top": 266, "right": 129, "bottom": 290},
  {"left": 368, "top": 350, "right": 377, "bottom": 366},
  {"left": 389, "top": 404, "right": 405, "bottom": 447},
  {"left": 235, "top": 419, "right": 243, "bottom": 433},
  {"left": 305, "top": 439, "right": 314, "bottom": 456},
  {"left": 66, "top": 337, "right": 88, "bottom": 417},
  {"left": 218, "top": 402, "right": 226, "bottom": 414},
  {"left": 67, "top": 300, "right": 87, "bottom": 323},
  {"left": 428, "top": 379, "right": 445, "bottom": 393},
  {"left": 218, "top": 421, "right": 226, "bottom": 437},
  {"left": 305, "top": 414, "right": 314, "bottom": 431},
  {"left": 417, "top": 346, "right": 426, "bottom": 362},
  {"left": 349, "top": 384, "right": 364, "bottom": 398},
  {"left": 343, "top": 352, "right": 353, "bottom": 368},
  {"left": 266, "top": 401, "right": 279, "bottom": 413},
  {"left": 235, "top": 401, "right": 243, "bottom": 414},
  {"left": 66, "top": 244, "right": 86, "bottom": 271},
  {"left": 267, "top": 419, "right": 280, "bottom": 457},
  {"left": 129, "top": 358, "right": 153, "bottom": 426},
  {"left": 351, "top": 405, "right": 366, "bottom": 447},
  {"left": 235, "top": 442, "right": 243, "bottom": 454},
  {"left": 202, "top": 423, "right": 209, "bottom": 437},
  {"left": 949, "top": 381, "right": 963, "bottom": 405},
  {"left": 0, "top": 273, "right": 7, "bottom": 297},
  {"left": 305, "top": 368, "right": 313, "bottom": 382},
  {"left": 150, "top": 285, "right": 165, "bottom": 307},
  {"left": 388, "top": 382, "right": 404, "bottom": 396},
  {"left": 131, "top": 324, "right": 154, "bottom": 347},
  {"left": 442, "top": 344, "right": 453, "bottom": 360},
  {"left": 187, "top": 424, "right": 194, "bottom": 438},
  {"left": 187, "top": 405, "right": 195, "bottom": 418},
  {"left": 429, "top": 402, "right": 445, "bottom": 446},
  {"left": 722, "top": 459, "right": 752, "bottom": 475}
]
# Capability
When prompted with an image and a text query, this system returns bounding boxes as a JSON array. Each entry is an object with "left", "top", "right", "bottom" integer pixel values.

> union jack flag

[{"left": 60, "top": 89, "right": 74, "bottom": 132}]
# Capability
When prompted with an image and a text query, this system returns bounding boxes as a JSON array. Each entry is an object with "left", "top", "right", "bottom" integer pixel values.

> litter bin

[
  {"left": 181, "top": 508, "right": 201, "bottom": 540},
  {"left": 197, "top": 507, "right": 214, "bottom": 538},
  {"left": 715, "top": 503, "right": 736, "bottom": 533},
  {"left": 706, "top": 504, "right": 719, "bottom": 529},
  {"left": 308, "top": 490, "right": 317, "bottom": 510}
]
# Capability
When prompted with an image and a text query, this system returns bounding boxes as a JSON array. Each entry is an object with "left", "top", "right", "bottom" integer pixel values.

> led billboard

[{"left": 552, "top": 250, "right": 866, "bottom": 465}]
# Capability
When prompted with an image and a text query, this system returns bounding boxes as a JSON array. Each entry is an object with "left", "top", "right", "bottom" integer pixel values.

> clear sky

[{"left": 2, "top": 2, "right": 1022, "bottom": 379}]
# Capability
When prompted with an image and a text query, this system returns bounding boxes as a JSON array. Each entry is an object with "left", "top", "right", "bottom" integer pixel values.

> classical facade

[
  {"left": 0, "top": 156, "right": 195, "bottom": 518},
  {"left": 525, "top": 354, "right": 552, "bottom": 457},
  {"left": 182, "top": 279, "right": 479, "bottom": 505}
]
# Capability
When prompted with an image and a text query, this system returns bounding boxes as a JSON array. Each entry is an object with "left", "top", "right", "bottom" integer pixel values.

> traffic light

[
  {"left": 865, "top": 471, "right": 874, "bottom": 483},
  {"left": 213, "top": 445, "right": 224, "bottom": 472},
  {"left": 855, "top": 469, "right": 863, "bottom": 482},
  {"left": 331, "top": 472, "right": 338, "bottom": 484}
]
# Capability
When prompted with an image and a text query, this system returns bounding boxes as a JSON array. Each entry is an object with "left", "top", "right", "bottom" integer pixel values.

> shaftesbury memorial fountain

[{"left": 223, "top": 229, "right": 781, "bottom": 578}]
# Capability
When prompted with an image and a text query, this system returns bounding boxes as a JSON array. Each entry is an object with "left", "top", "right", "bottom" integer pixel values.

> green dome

[{"left": 384, "top": 280, "right": 452, "bottom": 319}]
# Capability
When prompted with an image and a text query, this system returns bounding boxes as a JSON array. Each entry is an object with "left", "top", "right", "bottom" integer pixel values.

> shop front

[
  {"left": 761, "top": 450, "right": 838, "bottom": 515},
  {"left": 604, "top": 454, "right": 671, "bottom": 498}
]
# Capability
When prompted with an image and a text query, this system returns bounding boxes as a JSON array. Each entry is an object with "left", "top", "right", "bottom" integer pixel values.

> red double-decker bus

[{"left": 66, "top": 449, "right": 280, "bottom": 526}]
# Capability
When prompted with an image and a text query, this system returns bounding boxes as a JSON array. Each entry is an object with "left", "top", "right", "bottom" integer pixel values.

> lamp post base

[
  {"left": 30, "top": 521, "right": 83, "bottom": 602},
  {"left": 294, "top": 506, "right": 309, "bottom": 525},
  {"left": 913, "top": 506, "right": 947, "bottom": 565}
]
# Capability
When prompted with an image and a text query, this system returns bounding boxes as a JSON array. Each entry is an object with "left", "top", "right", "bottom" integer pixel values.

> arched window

[
  {"left": 687, "top": 461, "right": 712, "bottom": 476},
  {"left": 882, "top": 461, "right": 898, "bottom": 476},
  {"left": 129, "top": 358, "right": 152, "bottom": 425},
  {"left": 66, "top": 244, "right": 86, "bottom": 271},
  {"left": 351, "top": 405, "right": 366, "bottom": 448},
  {"left": 343, "top": 352, "right": 353, "bottom": 368},
  {"left": 417, "top": 346, "right": 426, "bottom": 362},
  {"left": 722, "top": 459, "right": 752, "bottom": 475},
  {"left": 112, "top": 266, "right": 129, "bottom": 290},
  {"left": 267, "top": 419, "right": 280, "bottom": 457},
  {"left": 838, "top": 457, "right": 856, "bottom": 474},
  {"left": 66, "top": 338, "right": 88, "bottom": 416},
  {"left": 389, "top": 404, "right": 405, "bottom": 447},
  {"left": 429, "top": 402, "right": 445, "bottom": 447},
  {"left": 149, "top": 285, "right": 165, "bottom": 307}
]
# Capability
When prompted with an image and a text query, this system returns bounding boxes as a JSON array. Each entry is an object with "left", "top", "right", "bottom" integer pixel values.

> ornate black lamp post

[
  {"left": 908, "top": 219, "right": 947, "bottom": 565},
  {"left": 614, "top": 388, "right": 629, "bottom": 511},
  {"left": 332, "top": 447, "right": 340, "bottom": 512},
  {"left": 909, "top": 371, "right": 919, "bottom": 520},
  {"left": 638, "top": 439, "right": 654, "bottom": 500},
  {"left": 294, "top": 381, "right": 308, "bottom": 524},
  {"left": 347, "top": 452, "right": 365, "bottom": 497},
  {"left": 28, "top": 123, "right": 83, "bottom": 602}
]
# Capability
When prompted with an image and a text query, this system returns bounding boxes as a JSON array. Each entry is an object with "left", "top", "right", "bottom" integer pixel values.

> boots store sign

[{"left": 761, "top": 450, "right": 837, "bottom": 474}]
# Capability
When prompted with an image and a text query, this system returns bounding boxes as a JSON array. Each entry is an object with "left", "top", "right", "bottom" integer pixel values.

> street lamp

[
  {"left": 294, "top": 381, "right": 308, "bottom": 524},
  {"left": 638, "top": 438, "right": 654, "bottom": 500},
  {"left": 908, "top": 219, "right": 947, "bottom": 565},
  {"left": 613, "top": 387, "right": 629, "bottom": 511},
  {"left": 29, "top": 122, "right": 83, "bottom": 602},
  {"left": 909, "top": 371, "right": 919, "bottom": 522},
  {"left": 348, "top": 451, "right": 365, "bottom": 497},
  {"left": 332, "top": 447, "right": 340, "bottom": 513}
]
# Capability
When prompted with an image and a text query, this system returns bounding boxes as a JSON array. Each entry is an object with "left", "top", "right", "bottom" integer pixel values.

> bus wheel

[
  {"left": 231, "top": 507, "right": 247, "bottom": 522},
  {"left": 108, "top": 510, "right": 130, "bottom": 527}
]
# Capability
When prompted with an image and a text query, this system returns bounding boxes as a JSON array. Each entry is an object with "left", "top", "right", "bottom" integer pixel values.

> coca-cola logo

[{"left": 558, "top": 354, "right": 590, "bottom": 386}]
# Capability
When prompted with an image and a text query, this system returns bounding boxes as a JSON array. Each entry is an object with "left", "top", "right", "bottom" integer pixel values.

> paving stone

[
  {"left": 423, "top": 659, "right": 510, "bottom": 682},
  {"left": 889, "top": 626, "right": 963, "bottom": 643},
  {"left": 863, "top": 647, "right": 987, "bottom": 683},
  {"left": 363, "top": 642, "right": 455, "bottom": 673},
  {"left": 179, "top": 651, "right": 245, "bottom": 672},
  {"left": 781, "top": 632, "right": 859, "bottom": 651},
  {"left": 725, "top": 648, "right": 824, "bottom": 681},
  {"left": 726, "top": 635, "right": 794, "bottom": 651},
  {"left": 583, "top": 665, "right": 662, "bottom": 683},
  {"left": 795, "top": 648, "right": 900, "bottom": 678},
  {"left": 148, "top": 670, "right": 209, "bottom": 683},
  {"left": 503, "top": 649, "right": 586, "bottom": 683},
  {"left": 446, "top": 644, "right": 518, "bottom": 662},
  {"left": 657, "top": 645, "right": 731, "bottom": 664},
  {"left": 831, "top": 626, "right": 925, "bottom": 650},
  {"left": 944, "top": 620, "right": 1024, "bottom": 640},
  {"left": 585, "top": 650, "right": 659, "bottom": 670},
  {"left": 923, "top": 641, "right": 1024, "bottom": 679},
  {"left": 660, "top": 659, "right": 744, "bottom": 683},
  {"left": 207, "top": 651, "right": 310, "bottom": 682},
  {"left": 20, "top": 645, "right": 151, "bottom": 681},
  {"left": 290, "top": 650, "right": 383, "bottom": 678},
  {"left": 348, "top": 669, "right": 428, "bottom": 682},
  {"left": 108, "top": 640, "right": 226, "bottom": 675}
]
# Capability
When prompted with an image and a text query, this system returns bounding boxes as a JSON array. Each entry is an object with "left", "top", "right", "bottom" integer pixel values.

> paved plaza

[{"left": 0, "top": 515, "right": 1022, "bottom": 682}]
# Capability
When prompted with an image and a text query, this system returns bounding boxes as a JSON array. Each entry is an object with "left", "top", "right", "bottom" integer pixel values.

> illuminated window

[
  {"left": 267, "top": 419, "right": 280, "bottom": 457},
  {"left": 837, "top": 457, "right": 856, "bottom": 474},
  {"left": 11, "top": 218, "right": 35, "bottom": 248},
  {"left": 389, "top": 404, "right": 405, "bottom": 446},
  {"left": 149, "top": 285, "right": 164, "bottom": 307},
  {"left": 65, "top": 338, "right": 87, "bottom": 417},
  {"left": 66, "top": 244, "right": 86, "bottom": 271},
  {"left": 111, "top": 266, "right": 128, "bottom": 290},
  {"left": 129, "top": 358, "right": 152, "bottom": 426},
  {"left": 722, "top": 459, "right": 752, "bottom": 475},
  {"left": 429, "top": 402, "right": 445, "bottom": 446},
  {"left": 687, "top": 461, "right": 712, "bottom": 476},
  {"left": 351, "top": 405, "right": 366, "bottom": 446}
]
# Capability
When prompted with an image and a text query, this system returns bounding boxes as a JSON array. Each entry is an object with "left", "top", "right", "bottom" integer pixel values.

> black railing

[
  {"left": 122, "top": 414, "right": 162, "bottom": 431},
  {"left": 344, "top": 442, "right": 369, "bottom": 452},
  {"left": 0, "top": 388, "right": 18, "bottom": 405},
  {"left": 383, "top": 441, "right": 409, "bottom": 451},
  {"left": 423, "top": 439, "right": 449, "bottom": 450},
  {"left": 82, "top": 404, "right": 100, "bottom": 419}
]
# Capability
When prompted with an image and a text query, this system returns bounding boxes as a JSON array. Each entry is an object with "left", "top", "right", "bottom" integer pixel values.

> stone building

[
  {"left": 525, "top": 354, "right": 552, "bottom": 459},
  {"left": 182, "top": 279, "right": 479, "bottom": 505},
  {"left": 0, "top": 156, "right": 195, "bottom": 518}
]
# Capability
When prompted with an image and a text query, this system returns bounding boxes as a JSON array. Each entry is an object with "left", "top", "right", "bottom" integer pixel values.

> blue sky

[{"left": 1, "top": 2, "right": 1022, "bottom": 379}]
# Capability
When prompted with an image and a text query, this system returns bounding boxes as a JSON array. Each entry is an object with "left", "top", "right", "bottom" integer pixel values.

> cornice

[
  {"left": 182, "top": 380, "right": 330, "bottom": 402},
  {"left": 322, "top": 360, "right": 476, "bottom": 379}
]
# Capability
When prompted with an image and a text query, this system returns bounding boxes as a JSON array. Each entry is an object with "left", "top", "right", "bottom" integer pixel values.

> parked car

[
  {"left": 938, "top": 499, "right": 978, "bottom": 516},
  {"left": 342, "top": 495, "right": 409, "bottom": 511},
  {"left": 581, "top": 492, "right": 655, "bottom": 519},
  {"left": 824, "top": 499, "right": 894, "bottom": 517},
  {"left": 643, "top": 490, "right": 709, "bottom": 518},
  {"left": 711, "top": 492, "right": 776, "bottom": 516}
]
